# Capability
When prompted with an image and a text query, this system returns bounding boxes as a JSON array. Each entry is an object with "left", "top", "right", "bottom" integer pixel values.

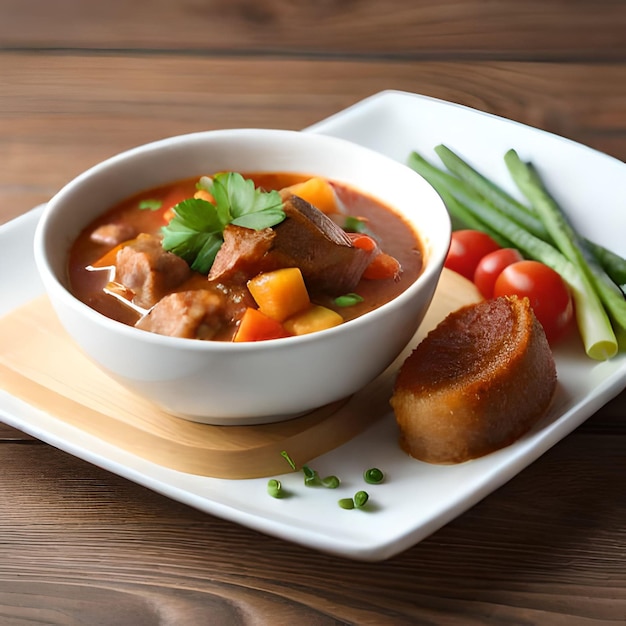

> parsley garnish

[{"left": 161, "top": 172, "right": 285, "bottom": 274}]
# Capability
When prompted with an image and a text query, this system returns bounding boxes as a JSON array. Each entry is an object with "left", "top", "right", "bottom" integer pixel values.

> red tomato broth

[{"left": 68, "top": 173, "right": 424, "bottom": 340}]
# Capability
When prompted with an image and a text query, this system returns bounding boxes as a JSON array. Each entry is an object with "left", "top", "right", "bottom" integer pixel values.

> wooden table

[{"left": 1, "top": 2, "right": 625, "bottom": 623}]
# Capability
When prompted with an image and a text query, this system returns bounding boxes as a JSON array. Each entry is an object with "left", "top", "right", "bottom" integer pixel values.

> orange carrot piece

[
  {"left": 234, "top": 307, "right": 290, "bottom": 342},
  {"left": 247, "top": 267, "right": 310, "bottom": 322},
  {"left": 281, "top": 177, "right": 340, "bottom": 214},
  {"left": 89, "top": 239, "right": 136, "bottom": 268},
  {"left": 349, "top": 233, "right": 378, "bottom": 253},
  {"left": 194, "top": 189, "right": 215, "bottom": 203},
  {"left": 283, "top": 305, "right": 344, "bottom": 336},
  {"left": 363, "top": 252, "right": 402, "bottom": 280}
]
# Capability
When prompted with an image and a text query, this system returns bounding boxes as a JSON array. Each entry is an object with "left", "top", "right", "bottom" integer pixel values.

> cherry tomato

[
  {"left": 445, "top": 230, "right": 501, "bottom": 281},
  {"left": 474, "top": 248, "right": 524, "bottom": 298},
  {"left": 493, "top": 260, "right": 574, "bottom": 344}
]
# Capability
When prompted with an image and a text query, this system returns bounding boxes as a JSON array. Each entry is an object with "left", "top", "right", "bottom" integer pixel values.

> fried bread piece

[{"left": 390, "top": 295, "right": 557, "bottom": 464}]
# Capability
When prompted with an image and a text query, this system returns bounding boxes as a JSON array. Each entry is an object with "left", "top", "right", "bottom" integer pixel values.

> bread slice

[{"left": 390, "top": 296, "right": 557, "bottom": 464}]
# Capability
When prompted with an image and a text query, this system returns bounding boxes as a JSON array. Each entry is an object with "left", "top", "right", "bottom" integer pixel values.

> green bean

[
  {"left": 505, "top": 150, "right": 626, "bottom": 341},
  {"left": 408, "top": 148, "right": 619, "bottom": 359},
  {"left": 427, "top": 145, "right": 626, "bottom": 289},
  {"left": 434, "top": 144, "right": 552, "bottom": 241},
  {"left": 585, "top": 241, "right": 626, "bottom": 292},
  {"left": 408, "top": 151, "right": 512, "bottom": 247}
]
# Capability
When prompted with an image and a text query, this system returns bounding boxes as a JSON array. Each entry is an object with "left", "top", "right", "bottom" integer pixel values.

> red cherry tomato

[
  {"left": 474, "top": 248, "right": 524, "bottom": 298},
  {"left": 445, "top": 230, "right": 501, "bottom": 281},
  {"left": 493, "top": 260, "right": 574, "bottom": 344}
]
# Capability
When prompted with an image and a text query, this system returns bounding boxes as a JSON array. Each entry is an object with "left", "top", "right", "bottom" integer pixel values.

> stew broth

[{"left": 68, "top": 173, "right": 424, "bottom": 340}]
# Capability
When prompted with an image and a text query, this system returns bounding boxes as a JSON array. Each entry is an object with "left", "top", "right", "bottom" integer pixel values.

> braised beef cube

[
  {"left": 208, "top": 225, "right": 275, "bottom": 284},
  {"left": 115, "top": 233, "right": 190, "bottom": 308},
  {"left": 268, "top": 195, "right": 373, "bottom": 294},
  {"left": 90, "top": 222, "right": 137, "bottom": 246},
  {"left": 210, "top": 281, "right": 256, "bottom": 322},
  {"left": 135, "top": 289, "right": 227, "bottom": 339}
]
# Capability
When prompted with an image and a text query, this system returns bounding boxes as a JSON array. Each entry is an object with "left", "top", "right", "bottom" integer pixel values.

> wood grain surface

[{"left": 1, "top": 1, "right": 625, "bottom": 624}]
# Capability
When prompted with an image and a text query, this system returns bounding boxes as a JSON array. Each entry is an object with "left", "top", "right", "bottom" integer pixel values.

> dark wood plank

[
  {"left": 1, "top": 53, "right": 625, "bottom": 223},
  {"left": 0, "top": 429, "right": 623, "bottom": 623},
  {"left": 1, "top": 0, "right": 625, "bottom": 60},
  {"left": 0, "top": 423, "right": 36, "bottom": 440}
]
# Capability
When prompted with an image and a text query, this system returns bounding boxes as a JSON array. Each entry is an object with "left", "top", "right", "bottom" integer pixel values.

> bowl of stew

[{"left": 34, "top": 129, "right": 450, "bottom": 425}]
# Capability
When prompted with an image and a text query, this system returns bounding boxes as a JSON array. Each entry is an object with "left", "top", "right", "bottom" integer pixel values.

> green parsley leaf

[
  {"left": 211, "top": 172, "right": 284, "bottom": 219},
  {"left": 161, "top": 173, "right": 285, "bottom": 274},
  {"left": 231, "top": 209, "right": 287, "bottom": 230}
]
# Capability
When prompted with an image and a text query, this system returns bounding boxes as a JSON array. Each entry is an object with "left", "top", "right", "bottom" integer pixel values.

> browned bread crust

[{"left": 390, "top": 296, "right": 557, "bottom": 464}]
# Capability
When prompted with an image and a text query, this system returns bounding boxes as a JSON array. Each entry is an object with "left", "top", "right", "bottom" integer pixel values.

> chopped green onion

[
  {"left": 334, "top": 293, "right": 364, "bottom": 308},
  {"left": 363, "top": 468, "right": 384, "bottom": 484},
  {"left": 267, "top": 479, "right": 283, "bottom": 498},
  {"left": 321, "top": 475, "right": 340, "bottom": 489},
  {"left": 354, "top": 491, "right": 369, "bottom": 508},
  {"left": 138, "top": 199, "right": 162, "bottom": 211},
  {"left": 302, "top": 465, "right": 321, "bottom": 486},
  {"left": 280, "top": 450, "right": 296, "bottom": 470},
  {"left": 344, "top": 215, "right": 373, "bottom": 235}
]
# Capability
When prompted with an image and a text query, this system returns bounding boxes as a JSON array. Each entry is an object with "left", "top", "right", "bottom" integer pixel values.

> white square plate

[{"left": 1, "top": 90, "right": 625, "bottom": 561}]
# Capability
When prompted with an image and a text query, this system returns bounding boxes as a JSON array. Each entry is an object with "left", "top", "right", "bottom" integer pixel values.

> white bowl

[{"left": 33, "top": 129, "right": 450, "bottom": 425}]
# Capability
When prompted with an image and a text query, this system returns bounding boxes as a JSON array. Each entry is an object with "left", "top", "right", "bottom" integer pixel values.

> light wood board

[{"left": 0, "top": 269, "right": 481, "bottom": 478}]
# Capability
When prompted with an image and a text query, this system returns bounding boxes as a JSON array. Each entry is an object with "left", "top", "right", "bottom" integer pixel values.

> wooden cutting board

[{"left": 0, "top": 269, "right": 481, "bottom": 478}]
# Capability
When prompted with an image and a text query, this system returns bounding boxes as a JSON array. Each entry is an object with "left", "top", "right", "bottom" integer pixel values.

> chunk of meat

[
  {"left": 90, "top": 222, "right": 137, "bottom": 246},
  {"left": 115, "top": 233, "right": 190, "bottom": 308},
  {"left": 206, "top": 196, "right": 372, "bottom": 295},
  {"left": 268, "top": 195, "right": 373, "bottom": 294},
  {"left": 135, "top": 289, "right": 227, "bottom": 339},
  {"left": 208, "top": 225, "right": 275, "bottom": 284}
]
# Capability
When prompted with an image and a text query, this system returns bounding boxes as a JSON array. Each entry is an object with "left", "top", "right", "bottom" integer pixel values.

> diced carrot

[
  {"left": 161, "top": 186, "right": 196, "bottom": 223},
  {"left": 363, "top": 252, "right": 402, "bottom": 280},
  {"left": 194, "top": 189, "right": 215, "bottom": 203},
  {"left": 234, "top": 307, "right": 290, "bottom": 342},
  {"left": 349, "top": 233, "right": 378, "bottom": 253},
  {"left": 90, "top": 239, "right": 136, "bottom": 268},
  {"left": 247, "top": 267, "right": 311, "bottom": 322},
  {"left": 284, "top": 305, "right": 344, "bottom": 336},
  {"left": 282, "top": 177, "right": 340, "bottom": 214}
]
